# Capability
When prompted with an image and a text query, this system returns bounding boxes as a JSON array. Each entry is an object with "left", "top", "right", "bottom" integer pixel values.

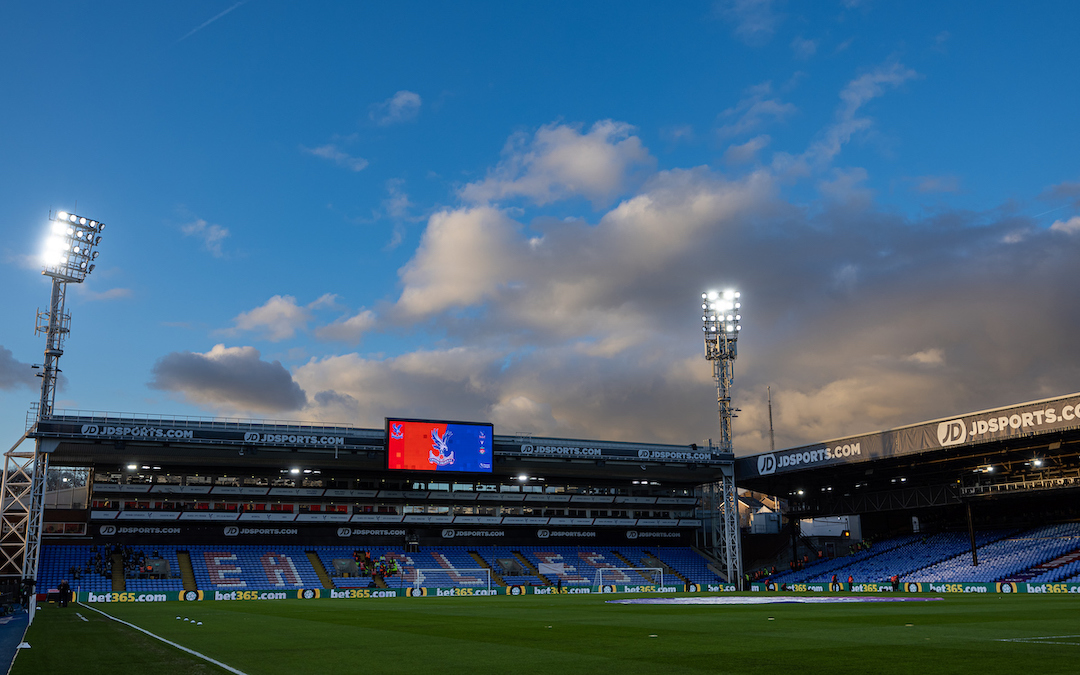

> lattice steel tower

[
  {"left": 0, "top": 210, "right": 105, "bottom": 615},
  {"left": 700, "top": 289, "right": 743, "bottom": 587}
]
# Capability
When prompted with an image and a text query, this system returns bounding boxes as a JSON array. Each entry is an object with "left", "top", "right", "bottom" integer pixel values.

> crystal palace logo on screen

[
  {"left": 429, "top": 428, "right": 456, "bottom": 466},
  {"left": 479, "top": 431, "right": 487, "bottom": 455},
  {"left": 390, "top": 423, "right": 404, "bottom": 440}
]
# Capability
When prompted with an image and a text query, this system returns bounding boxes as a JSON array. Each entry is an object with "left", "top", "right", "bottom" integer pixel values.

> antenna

[{"left": 768, "top": 386, "right": 775, "bottom": 453}]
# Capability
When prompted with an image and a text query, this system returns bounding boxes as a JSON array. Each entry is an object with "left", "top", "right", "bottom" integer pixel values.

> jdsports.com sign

[{"left": 740, "top": 392, "right": 1080, "bottom": 477}]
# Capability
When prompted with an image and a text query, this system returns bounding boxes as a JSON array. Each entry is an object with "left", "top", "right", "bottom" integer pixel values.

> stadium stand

[
  {"left": 907, "top": 523, "right": 1080, "bottom": 583},
  {"left": 186, "top": 545, "right": 322, "bottom": 590}
]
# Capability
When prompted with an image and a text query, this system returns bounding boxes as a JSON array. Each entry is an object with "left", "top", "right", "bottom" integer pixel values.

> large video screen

[{"left": 385, "top": 418, "right": 493, "bottom": 473}]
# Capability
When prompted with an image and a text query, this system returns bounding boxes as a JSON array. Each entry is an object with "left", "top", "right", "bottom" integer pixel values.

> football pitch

[{"left": 12, "top": 593, "right": 1080, "bottom": 674}]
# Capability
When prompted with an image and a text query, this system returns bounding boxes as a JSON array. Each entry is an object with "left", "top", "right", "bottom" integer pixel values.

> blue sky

[{"left": 2, "top": 1, "right": 1079, "bottom": 455}]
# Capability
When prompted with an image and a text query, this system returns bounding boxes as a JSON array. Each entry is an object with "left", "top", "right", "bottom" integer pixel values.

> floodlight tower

[
  {"left": 0, "top": 211, "right": 104, "bottom": 609},
  {"left": 700, "top": 289, "right": 743, "bottom": 587}
]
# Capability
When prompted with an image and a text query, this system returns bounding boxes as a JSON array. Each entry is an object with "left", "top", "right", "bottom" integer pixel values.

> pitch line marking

[
  {"left": 997, "top": 634, "right": 1080, "bottom": 646},
  {"left": 77, "top": 602, "right": 249, "bottom": 675},
  {"left": 74, "top": 612, "right": 89, "bottom": 622}
]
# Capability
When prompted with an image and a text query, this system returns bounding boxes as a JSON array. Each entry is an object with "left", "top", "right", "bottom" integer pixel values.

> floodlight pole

[
  {"left": 0, "top": 210, "right": 104, "bottom": 623},
  {"left": 700, "top": 290, "right": 743, "bottom": 588}
]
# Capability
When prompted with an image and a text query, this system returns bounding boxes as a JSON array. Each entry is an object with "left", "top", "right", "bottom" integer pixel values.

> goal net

[
  {"left": 405, "top": 567, "right": 492, "bottom": 592},
  {"left": 594, "top": 567, "right": 664, "bottom": 588}
]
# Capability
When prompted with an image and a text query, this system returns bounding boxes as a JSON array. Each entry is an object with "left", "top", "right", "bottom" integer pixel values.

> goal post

[
  {"left": 405, "top": 567, "right": 493, "bottom": 592},
  {"left": 594, "top": 567, "right": 664, "bottom": 588}
]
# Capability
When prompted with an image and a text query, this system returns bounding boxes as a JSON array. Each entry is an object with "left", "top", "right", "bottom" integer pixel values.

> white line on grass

[
  {"left": 997, "top": 635, "right": 1080, "bottom": 646},
  {"left": 74, "top": 612, "right": 88, "bottom": 622},
  {"left": 77, "top": 602, "right": 249, "bottom": 675}
]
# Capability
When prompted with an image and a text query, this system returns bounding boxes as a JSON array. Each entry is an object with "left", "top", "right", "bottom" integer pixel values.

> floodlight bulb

[
  {"left": 701, "top": 292, "right": 707, "bottom": 299},
  {"left": 517, "top": 474, "right": 528, "bottom": 481},
  {"left": 707, "top": 291, "right": 719, "bottom": 300},
  {"left": 290, "top": 468, "right": 300, "bottom": 474},
  {"left": 702, "top": 316, "right": 707, "bottom": 321},
  {"left": 736, "top": 325, "right": 741, "bottom": 330},
  {"left": 736, "top": 315, "right": 741, "bottom": 320},
  {"left": 723, "top": 289, "right": 734, "bottom": 299},
  {"left": 80, "top": 217, "right": 87, "bottom": 224},
  {"left": 57, "top": 211, "right": 68, "bottom": 220},
  {"left": 734, "top": 292, "right": 740, "bottom": 298},
  {"left": 1034, "top": 458, "right": 1043, "bottom": 467},
  {"left": 68, "top": 214, "right": 77, "bottom": 223},
  {"left": 735, "top": 303, "right": 741, "bottom": 309},
  {"left": 127, "top": 464, "right": 137, "bottom": 470}
]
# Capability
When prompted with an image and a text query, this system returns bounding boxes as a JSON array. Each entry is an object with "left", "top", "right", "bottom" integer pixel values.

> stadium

[
  {"left": 5, "top": 213, "right": 1080, "bottom": 671},
  {"left": 5, "top": 213, "right": 1080, "bottom": 672},
  {"left": 4, "top": 388, "right": 1080, "bottom": 672}
]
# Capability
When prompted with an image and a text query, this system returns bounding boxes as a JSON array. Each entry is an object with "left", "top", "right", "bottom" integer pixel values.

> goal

[
  {"left": 404, "top": 567, "right": 493, "bottom": 592},
  {"left": 594, "top": 567, "right": 664, "bottom": 587}
]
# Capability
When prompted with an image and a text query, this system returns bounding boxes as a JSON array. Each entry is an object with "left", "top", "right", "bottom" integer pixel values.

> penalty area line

[{"left": 77, "top": 602, "right": 249, "bottom": 675}]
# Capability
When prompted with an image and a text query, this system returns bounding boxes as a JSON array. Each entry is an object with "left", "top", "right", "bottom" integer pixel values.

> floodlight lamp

[
  {"left": 517, "top": 474, "right": 528, "bottom": 481},
  {"left": 88, "top": 264, "right": 95, "bottom": 272},
  {"left": 736, "top": 325, "right": 741, "bottom": 330},
  {"left": 126, "top": 464, "right": 137, "bottom": 470},
  {"left": 57, "top": 211, "right": 68, "bottom": 220},
  {"left": 701, "top": 292, "right": 707, "bottom": 299},
  {"left": 79, "top": 217, "right": 87, "bottom": 224},
  {"left": 68, "top": 214, "right": 77, "bottom": 223},
  {"left": 707, "top": 291, "right": 719, "bottom": 300},
  {"left": 290, "top": 468, "right": 300, "bottom": 474},
  {"left": 1034, "top": 458, "right": 1043, "bottom": 467}
]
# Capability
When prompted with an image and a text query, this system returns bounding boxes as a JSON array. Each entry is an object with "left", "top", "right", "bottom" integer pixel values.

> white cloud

[
  {"left": 800, "top": 61, "right": 918, "bottom": 168},
  {"left": 791, "top": 36, "right": 818, "bottom": 59},
  {"left": 719, "top": 0, "right": 780, "bottom": 46},
  {"left": 75, "top": 287, "right": 133, "bottom": 301},
  {"left": 314, "top": 309, "right": 377, "bottom": 344},
  {"left": 717, "top": 83, "right": 797, "bottom": 139},
  {"left": 149, "top": 344, "right": 306, "bottom": 414},
  {"left": 913, "top": 175, "right": 961, "bottom": 194},
  {"left": 301, "top": 144, "right": 369, "bottom": 172},
  {"left": 370, "top": 90, "right": 422, "bottom": 126},
  {"left": 0, "top": 345, "right": 37, "bottom": 390},
  {"left": 723, "top": 135, "right": 771, "bottom": 165},
  {"left": 1050, "top": 216, "right": 1080, "bottom": 234},
  {"left": 459, "top": 120, "right": 654, "bottom": 207},
  {"left": 181, "top": 218, "right": 230, "bottom": 257},
  {"left": 227, "top": 295, "right": 312, "bottom": 341},
  {"left": 396, "top": 206, "right": 523, "bottom": 316}
]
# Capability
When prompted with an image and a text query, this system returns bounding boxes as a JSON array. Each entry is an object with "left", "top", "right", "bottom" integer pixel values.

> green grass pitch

[{"left": 12, "top": 593, "right": 1080, "bottom": 674}]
